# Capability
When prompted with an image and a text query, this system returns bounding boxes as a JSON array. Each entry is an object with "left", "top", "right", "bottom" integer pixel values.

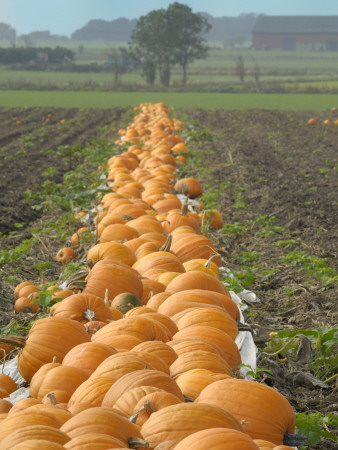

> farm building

[{"left": 252, "top": 15, "right": 338, "bottom": 51}]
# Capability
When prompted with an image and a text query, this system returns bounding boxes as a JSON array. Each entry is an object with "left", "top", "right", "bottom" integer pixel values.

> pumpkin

[
  {"left": 0, "top": 399, "right": 13, "bottom": 414},
  {"left": 0, "top": 374, "right": 17, "bottom": 395},
  {"left": 131, "top": 391, "right": 182, "bottom": 426},
  {"left": 83, "top": 320, "right": 108, "bottom": 337},
  {"left": 196, "top": 379, "right": 296, "bottom": 445},
  {"left": 141, "top": 279, "right": 167, "bottom": 304},
  {"left": 62, "top": 342, "right": 117, "bottom": 377},
  {"left": 9, "top": 440, "right": 66, "bottom": 449},
  {"left": 14, "top": 281, "right": 34, "bottom": 298},
  {"left": 174, "top": 306, "right": 239, "bottom": 340},
  {"left": 141, "top": 402, "right": 243, "bottom": 448},
  {"left": 200, "top": 209, "right": 224, "bottom": 229},
  {"left": 0, "top": 409, "right": 61, "bottom": 441},
  {"left": 14, "top": 296, "right": 39, "bottom": 314},
  {"left": 174, "top": 427, "right": 260, "bottom": 449},
  {"left": 127, "top": 311, "right": 178, "bottom": 337},
  {"left": 253, "top": 439, "right": 276, "bottom": 448},
  {"left": 17, "top": 316, "right": 90, "bottom": 382},
  {"left": 307, "top": 118, "right": 317, "bottom": 125},
  {"left": 70, "top": 227, "right": 89, "bottom": 247},
  {"left": 174, "top": 177, "right": 203, "bottom": 198},
  {"left": 55, "top": 247, "right": 76, "bottom": 264},
  {"left": 112, "top": 386, "right": 168, "bottom": 417},
  {"left": 133, "top": 254, "right": 185, "bottom": 282},
  {"left": 172, "top": 325, "right": 242, "bottom": 369},
  {"left": 16, "top": 284, "right": 39, "bottom": 298},
  {"left": 63, "top": 432, "right": 126, "bottom": 449},
  {"left": 152, "top": 198, "right": 182, "bottom": 214},
  {"left": 67, "top": 376, "right": 117, "bottom": 408},
  {"left": 127, "top": 216, "right": 164, "bottom": 235},
  {"left": 111, "top": 292, "right": 143, "bottom": 314},
  {"left": 91, "top": 316, "right": 162, "bottom": 347},
  {"left": 162, "top": 206, "right": 201, "bottom": 234},
  {"left": 35, "top": 365, "right": 89, "bottom": 401},
  {"left": 50, "top": 293, "right": 113, "bottom": 323},
  {"left": 123, "top": 237, "right": 149, "bottom": 254},
  {"left": 167, "top": 339, "right": 229, "bottom": 363},
  {"left": 86, "top": 241, "right": 136, "bottom": 267},
  {"left": 99, "top": 224, "right": 139, "bottom": 243},
  {"left": 165, "top": 271, "right": 229, "bottom": 296},
  {"left": 8, "top": 398, "right": 42, "bottom": 415},
  {"left": 175, "top": 369, "right": 230, "bottom": 399},
  {"left": 83, "top": 259, "right": 143, "bottom": 302},
  {"left": 0, "top": 425, "right": 70, "bottom": 449},
  {"left": 60, "top": 406, "right": 143, "bottom": 444},
  {"left": 96, "top": 214, "right": 126, "bottom": 237},
  {"left": 169, "top": 350, "right": 233, "bottom": 379},
  {"left": 133, "top": 351, "right": 169, "bottom": 374},
  {"left": 133, "top": 341, "right": 178, "bottom": 367},
  {"left": 102, "top": 369, "right": 185, "bottom": 407},
  {"left": 41, "top": 390, "right": 71, "bottom": 405},
  {"left": 89, "top": 352, "right": 155, "bottom": 380},
  {"left": 170, "top": 234, "right": 221, "bottom": 266}
]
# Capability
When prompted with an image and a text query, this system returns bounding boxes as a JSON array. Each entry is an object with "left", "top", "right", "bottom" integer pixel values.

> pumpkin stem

[
  {"left": 128, "top": 437, "right": 150, "bottom": 449},
  {"left": 104, "top": 288, "right": 110, "bottom": 306},
  {"left": 200, "top": 210, "right": 209, "bottom": 234},
  {"left": 86, "top": 259, "right": 94, "bottom": 269},
  {"left": 120, "top": 214, "right": 135, "bottom": 221},
  {"left": 83, "top": 308, "right": 97, "bottom": 322},
  {"left": 0, "top": 335, "right": 27, "bottom": 348},
  {"left": 236, "top": 320, "right": 254, "bottom": 333},
  {"left": 204, "top": 253, "right": 220, "bottom": 269},
  {"left": 181, "top": 198, "right": 189, "bottom": 216},
  {"left": 129, "top": 400, "right": 156, "bottom": 424},
  {"left": 159, "top": 234, "right": 172, "bottom": 252},
  {"left": 46, "top": 392, "right": 58, "bottom": 405},
  {"left": 183, "top": 394, "right": 195, "bottom": 402},
  {"left": 283, "top": 431, "right": 307, "bottom": 446},
  {"left": 143, "top": 399, "right": 157, "bottom": 416}
]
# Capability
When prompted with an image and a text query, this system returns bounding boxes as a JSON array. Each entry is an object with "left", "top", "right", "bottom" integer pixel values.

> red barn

[{"left": 252, "top": 15, "right": 338, "bottom": 51}]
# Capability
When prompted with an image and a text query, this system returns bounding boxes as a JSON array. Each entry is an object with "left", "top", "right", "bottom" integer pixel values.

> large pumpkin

[
  {"left": 83, "top": 259, "right": 143, "bottom": 302},
  {"left": 196, "top": 379, "right": 296, "bottom": 445},
  {"left": 50, "top": 293, "right": 113, "bottom": 323},
  {"left": 141, "top": 402, "right": 243, "bottom": 448},
  {"left": 102, "top": 369, "right": 185, "bottom": 407},
  {"left": 17, "top": 317, "right": 90, "bottom": 382}
]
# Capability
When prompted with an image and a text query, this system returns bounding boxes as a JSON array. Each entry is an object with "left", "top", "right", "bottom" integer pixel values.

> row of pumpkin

[{"left": 0, "top": 102, "right": 297, "bottom": 449}]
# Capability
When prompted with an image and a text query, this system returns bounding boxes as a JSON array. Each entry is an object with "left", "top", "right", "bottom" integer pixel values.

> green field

[
  {"left": 1, "top": 40, "right": 338, "bottom": 108},
  {"left": 1, "top": 90, "right": 337, "bottom": 110}
]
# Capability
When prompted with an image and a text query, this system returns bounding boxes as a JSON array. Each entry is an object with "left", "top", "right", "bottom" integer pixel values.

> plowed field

[{"left": 0, "top": 106, "right": 337, "bottom": 448}]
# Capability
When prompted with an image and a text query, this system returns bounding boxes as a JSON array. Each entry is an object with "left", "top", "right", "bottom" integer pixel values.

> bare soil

[{"left": 0, "top": 106, "right": 337, "bottom": 448}]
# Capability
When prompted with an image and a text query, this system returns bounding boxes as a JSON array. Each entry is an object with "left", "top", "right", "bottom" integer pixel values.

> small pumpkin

[
  {"left": 111, "top": 292, "right": 143, "bottom": 314},
  {"left": 55, "top": 247, "right": 76, "bottom": 264}
]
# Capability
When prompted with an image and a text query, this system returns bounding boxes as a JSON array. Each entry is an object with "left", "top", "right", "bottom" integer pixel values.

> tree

[
  {"left": 129, "top": 3, "right": 211, "bottom": 87},
  {"left": 166, "top": 2, "right": 211, "bottom": 85},
  {"left": 0, "top": 23, "right": 16, "bottom": 47},
  {"left": 235, "top": 56, "right": 245, "bottom": 83},
  {"left": 129, "top": 8, "right": 172, "bottom": 87},
  {"left": 105, "top": 47, "right": 133, "bottom": 84}
]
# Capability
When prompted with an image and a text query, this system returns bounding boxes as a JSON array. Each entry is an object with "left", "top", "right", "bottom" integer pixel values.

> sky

[{"left": 1, "top": 0, "right": 338, "bottom": 36}]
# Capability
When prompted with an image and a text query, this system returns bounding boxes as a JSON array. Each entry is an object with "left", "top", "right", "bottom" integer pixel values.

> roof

[{"left": 252, "top": 15, "right": 338, "bottom": 34}]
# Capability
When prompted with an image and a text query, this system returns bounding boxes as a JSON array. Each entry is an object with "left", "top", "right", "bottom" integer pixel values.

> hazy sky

[{"left": 2, "top": 0, "right": 338, "bottom": 36}]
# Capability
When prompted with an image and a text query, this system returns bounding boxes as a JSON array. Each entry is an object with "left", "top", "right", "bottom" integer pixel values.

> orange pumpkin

[{"left": 196, "top": 379, "right": 296, "bottom": 445}]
